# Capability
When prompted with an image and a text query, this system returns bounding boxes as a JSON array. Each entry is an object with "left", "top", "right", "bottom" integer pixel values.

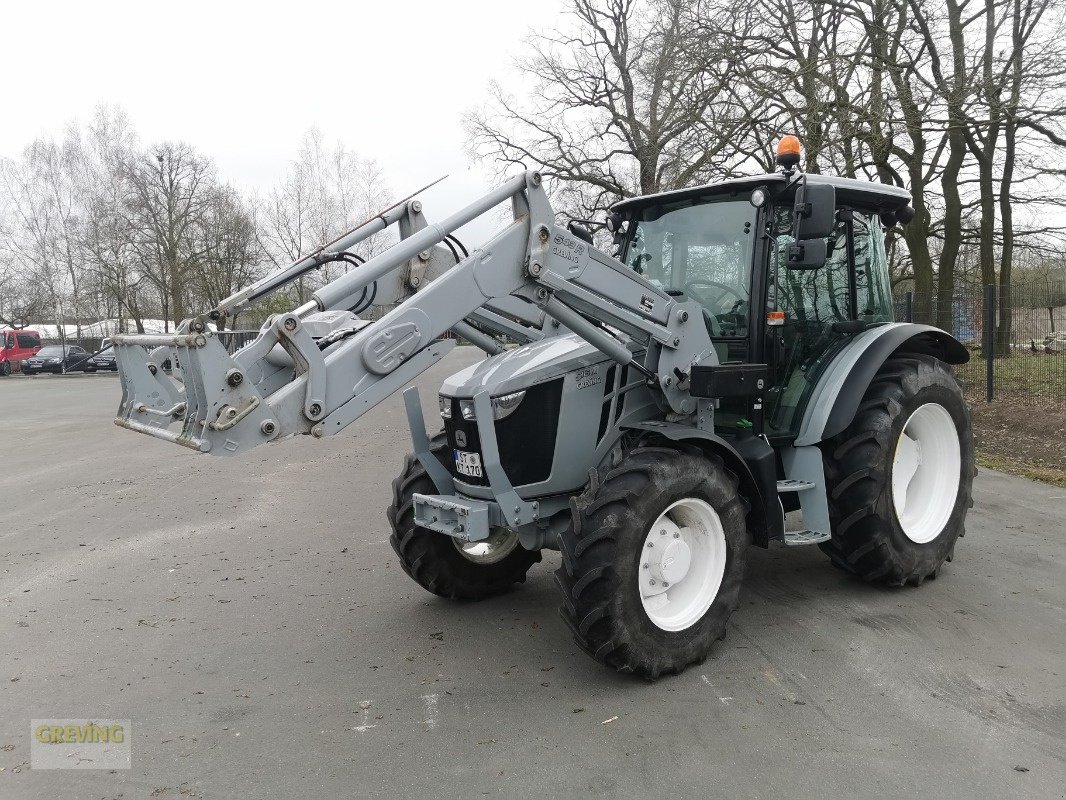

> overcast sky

[{"left": 0, "top": 0, "right": 568, "bottom": 245}]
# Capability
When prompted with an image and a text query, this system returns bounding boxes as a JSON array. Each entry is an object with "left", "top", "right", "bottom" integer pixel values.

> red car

[{"left": 0, "top": 329, "right": 42, "bottom": 375}]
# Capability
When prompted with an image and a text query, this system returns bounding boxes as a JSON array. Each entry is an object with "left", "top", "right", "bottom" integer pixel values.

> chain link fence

[{"left": 893, "top": 283, "right": 1066, "bottom": 406}]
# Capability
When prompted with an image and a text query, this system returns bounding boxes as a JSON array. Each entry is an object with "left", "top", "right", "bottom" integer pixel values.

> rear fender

[{"left": 795, "top": 323, "right": 969, "bottom": 446}]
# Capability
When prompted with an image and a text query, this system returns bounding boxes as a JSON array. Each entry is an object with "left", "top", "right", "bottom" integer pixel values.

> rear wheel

[
  {"left": 387, "top": 436, "right": 541, "bottom": 600},
  {"left": 820, "top": 355, "right": 975, "bottom": 585},
  {"left": 557, "top": 446, "right": 749, "bottom": 678}
]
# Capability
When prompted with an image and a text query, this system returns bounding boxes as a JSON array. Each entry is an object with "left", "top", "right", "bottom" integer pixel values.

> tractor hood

[{"left": 440, "top": 333, "right": 609, "bottom": 398}]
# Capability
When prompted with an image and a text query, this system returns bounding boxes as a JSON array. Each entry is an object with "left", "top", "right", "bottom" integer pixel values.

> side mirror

[
  {"left": 794, "top": 182, "right": 836, "bottom": 240},
  {"left": 787, "top": 238, "right": 828, "bottom": 270}
]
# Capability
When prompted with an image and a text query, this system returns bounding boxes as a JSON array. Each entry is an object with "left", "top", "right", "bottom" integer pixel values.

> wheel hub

[
  {"left": 648, "top": 535, "right": 692, "bottom": 585},
  {"left": 453, "top": 528, "right": 519, "bottom": 564}
]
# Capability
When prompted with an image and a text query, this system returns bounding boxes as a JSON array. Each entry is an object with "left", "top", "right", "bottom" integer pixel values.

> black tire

[
  {"left": 820, "top": 355, "right": 975, "bottom": 586},
  {"left": 556, "top": 446, "right": 749, "bottom": 679},
  {"left": 0, "top": 361, "right": 10, "bottom": 376},
  {"left": 387, "top": 436, "right": 541, "bottom": 600}
]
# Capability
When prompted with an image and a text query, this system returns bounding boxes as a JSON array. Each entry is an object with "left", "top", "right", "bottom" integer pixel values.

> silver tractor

[{"left": 110, "top": 140, "right": 974, "bottom": 678}]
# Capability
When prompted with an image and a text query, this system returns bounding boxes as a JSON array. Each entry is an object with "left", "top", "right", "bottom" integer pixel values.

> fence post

[
  {"left": 983, "top": 284, "right": 996, "bottom": 402},
  {"left": 905, "top": 291, "right": 913, "bottom": 323}
]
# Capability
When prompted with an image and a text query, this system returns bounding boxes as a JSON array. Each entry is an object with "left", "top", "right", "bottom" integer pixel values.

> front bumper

[
  {"left": 403, "top": 387, "right": 542, "bottom": 537},
  {"left": 413, "top": 493, "right": 493, "bottom": 542}
]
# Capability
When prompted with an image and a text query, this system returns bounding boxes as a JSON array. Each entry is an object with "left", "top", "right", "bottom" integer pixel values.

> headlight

[
  {"left": 491, "top": 391, "right": 526, "bottom": 420},
  {"left": 438, "top": 395, "right": 452, "bottom": 420},
  {"left": 449, "top": 392, "right": 527, "bottom": 422},
  {"left": 48, "top": 358, "right": 61, "bottom": 364}
]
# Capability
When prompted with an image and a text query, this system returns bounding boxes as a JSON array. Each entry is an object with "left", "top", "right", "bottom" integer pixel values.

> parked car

[
  {"left": 0, "top": 329, "right": 42, "bottom": 375},
  {"left": 87, "top": 348, "right": 117, "bottom": 372},
  {"left": 22, "top": 345, "right": 93, "bottom": 374}
]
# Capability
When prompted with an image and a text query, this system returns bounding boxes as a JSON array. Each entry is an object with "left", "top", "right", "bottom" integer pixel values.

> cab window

[
  {"left": 765, "top": 207, "right": 895, "bottom": 437},
  {"left": 625, "top": 199, "right": 756, "bottom": 340},
  {"left": 771, "top": 208, "right": 892, "bottom": 324}
]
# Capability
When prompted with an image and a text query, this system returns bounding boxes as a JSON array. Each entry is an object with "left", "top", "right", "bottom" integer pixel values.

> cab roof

[{"left": 611, "top": 173, "right": 911, "bottom": 216}]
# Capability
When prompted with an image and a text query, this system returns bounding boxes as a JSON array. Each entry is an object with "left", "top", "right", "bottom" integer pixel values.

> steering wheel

[{"left": 683, "top": 280, "right": 745, "bottom": 313}]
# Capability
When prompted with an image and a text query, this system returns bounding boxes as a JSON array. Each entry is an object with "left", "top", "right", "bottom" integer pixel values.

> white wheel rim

[
  {"left": 638, "top": 498, "right": 727, "bottom": 632},
  {"left": 891, "top": 402, "right": 962, "bottom": 544},
  {"left": 453, "top": 528, "right": 519, "bottom": 564}
]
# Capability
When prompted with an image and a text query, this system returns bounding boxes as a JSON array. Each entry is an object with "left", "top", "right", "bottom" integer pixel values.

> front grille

[
  {"left": 443, "top": 378, "right": 563, "bottom": 488},
  {"left": 444, "top": 411, "right": 488, "bottom": 486}
]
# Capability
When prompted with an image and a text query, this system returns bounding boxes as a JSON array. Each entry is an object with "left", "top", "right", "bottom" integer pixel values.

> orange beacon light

[{"left": 776, "top": 135, "right": 802, "bottom": 170}]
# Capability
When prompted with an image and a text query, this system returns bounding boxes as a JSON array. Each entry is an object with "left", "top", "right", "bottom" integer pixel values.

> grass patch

[
  {"left": 971, "top": 398, "right": 1066, "bottom": 487},
  {"left": 977, "top": 454, "right": 1066, "bottom": 488},
  {"left": 958, "top": 351, "right": 1066, "bottom": 405}
]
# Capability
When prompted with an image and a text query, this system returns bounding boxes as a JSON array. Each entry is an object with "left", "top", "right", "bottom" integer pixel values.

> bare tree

[
  {"left": 469, "top": 0, "right": 757, "bottom": 217},
  {"left": 72, "top": 106, "right": 147, "bottom": 332},
  {"left": 0, "top": 256, "right": 45, "bottom": 328},
  {"left": 188, "top": 185, "right": 261, "bottom": 329},
  {"left": 0, "top": 140, "right": 81, "bottom": 348},
  {"left": 124, "top": 143, "right": 214, "bottom": 329},
  {"left": 469, "top": 0, "right": 1066, "bottom": 342},
  {"left": 256, "top": 128, "right": 392, "bottom": 306},
  {"left": 1, "top": 111, "right": 393, "bottom": 335}
]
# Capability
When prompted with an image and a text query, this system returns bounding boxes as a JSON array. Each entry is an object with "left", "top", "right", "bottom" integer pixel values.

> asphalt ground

[{"left": 1, "top": 352, "right": 1063, "bottom": 799}]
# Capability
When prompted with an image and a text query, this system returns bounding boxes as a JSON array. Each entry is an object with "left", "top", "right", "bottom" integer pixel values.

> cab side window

[
  {"left": 773, "top": 209, "right": 851, "bottom": 324},
  {"left": 17, "top": 334, "right": 38, "bottom": 349},
  {"left": 851, "top": 215, "right": 893, "bottom": 322},
  {"left": 772, "top": 209, "right": 892, "bottom": 323}
]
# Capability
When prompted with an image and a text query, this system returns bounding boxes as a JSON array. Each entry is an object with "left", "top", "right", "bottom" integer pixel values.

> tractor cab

[{"left": 613, "top": 140, "right": 913, "bottom": 441}]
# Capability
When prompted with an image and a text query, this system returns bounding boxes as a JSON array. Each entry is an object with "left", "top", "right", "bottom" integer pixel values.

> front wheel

[
  {"left": 0, "top": 361, "right": 10, "bottom": 376},
  {"left": 820, "top": 355, "right": 975, "bottom": 585},
  {"left": 557, "top": 446, "right": 749, "bottom": 678},
  {"left": 387, "top": 437, "right": 541, "bottom": 600}
]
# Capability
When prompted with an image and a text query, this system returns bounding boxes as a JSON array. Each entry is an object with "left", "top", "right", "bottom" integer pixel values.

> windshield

[
  {"left": 38, "top": 346, "right": 65, "bottom": 356},
  {"left": 624, "top": 199, "right": 756, "bottom": 338}
]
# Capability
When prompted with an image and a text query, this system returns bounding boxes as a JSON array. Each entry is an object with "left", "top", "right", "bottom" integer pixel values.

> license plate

[{"left": 454, "top": 450, "right": 483, "bottom": 478}]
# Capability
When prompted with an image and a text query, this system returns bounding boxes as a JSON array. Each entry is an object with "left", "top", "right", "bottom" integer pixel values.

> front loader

[{"left": 111, "top": 137, "right": 975, "bottom": 678}]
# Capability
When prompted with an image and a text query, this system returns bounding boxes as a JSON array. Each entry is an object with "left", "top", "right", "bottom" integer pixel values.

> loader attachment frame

[{"left": 111, "top": 171, "right": 716, "bottom": 457}]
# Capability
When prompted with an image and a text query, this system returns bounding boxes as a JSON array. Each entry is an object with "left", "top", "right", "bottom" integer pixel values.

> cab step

[
  {"left": 777, "top": 479, "right": 816, "bottom": 492},
  {"left": 783, "top": 529, "right": 832, "bottom": 546}
]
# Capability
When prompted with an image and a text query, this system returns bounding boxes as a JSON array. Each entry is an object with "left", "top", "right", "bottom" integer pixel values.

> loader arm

[{"left": 111, "top": 171, "right": 715, "bottom": 456}]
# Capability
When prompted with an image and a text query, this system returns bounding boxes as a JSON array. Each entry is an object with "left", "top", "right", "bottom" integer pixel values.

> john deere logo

[{"left": 455, "top": 430, "right": 467, "bottom": 448}]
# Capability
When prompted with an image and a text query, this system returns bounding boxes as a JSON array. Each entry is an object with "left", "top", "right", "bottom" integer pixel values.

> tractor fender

[
  {"left": 794, "top": 322, "right": 969, "bottom": 447},
  {"left": 621, "top": 421, "right": 780, "bottom": 547}
]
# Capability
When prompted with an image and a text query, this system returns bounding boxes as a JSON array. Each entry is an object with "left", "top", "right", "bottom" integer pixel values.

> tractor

[{"left": 110, "top": 137, "right": 974, "bottom": 678}]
